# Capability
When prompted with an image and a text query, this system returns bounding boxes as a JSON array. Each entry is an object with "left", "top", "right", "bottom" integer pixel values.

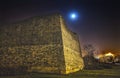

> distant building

[{"left": 0, "top": 13, "right": 84, "bottom": 74}]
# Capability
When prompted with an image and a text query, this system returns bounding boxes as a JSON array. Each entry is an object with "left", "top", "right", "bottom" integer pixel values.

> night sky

[{"left": 0, "top": 0, "right": 120, "bottom": 53}]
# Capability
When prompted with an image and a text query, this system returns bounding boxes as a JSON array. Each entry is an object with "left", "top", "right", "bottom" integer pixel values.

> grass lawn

[{"left": 0, "top": 65, "right": 120, "bottom": 78}]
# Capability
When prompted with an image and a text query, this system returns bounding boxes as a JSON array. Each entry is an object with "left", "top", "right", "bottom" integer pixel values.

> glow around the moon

[{"left": 69, "top": 12, "right": 78, "bottom": 20}]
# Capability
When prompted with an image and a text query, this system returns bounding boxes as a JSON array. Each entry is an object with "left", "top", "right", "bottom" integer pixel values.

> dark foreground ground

[{"left": 0, "top": 65, "right": 120, "bottom": 78}]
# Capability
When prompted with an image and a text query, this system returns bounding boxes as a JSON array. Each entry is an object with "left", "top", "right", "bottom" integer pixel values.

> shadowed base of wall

[
  {"left": 0, "top": 66, "right": 66, "bottom": 76},
  {"left": 0, "top": 66, "right": 28, "bottom": 76}
]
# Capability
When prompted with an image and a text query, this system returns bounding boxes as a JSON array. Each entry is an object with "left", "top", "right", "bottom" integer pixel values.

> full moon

[
  {"left": 71, "top": 14, "right": 76, "bottom": 19},
  {"left": 69, "top": 12, "right": 78, "bottom": 20}
]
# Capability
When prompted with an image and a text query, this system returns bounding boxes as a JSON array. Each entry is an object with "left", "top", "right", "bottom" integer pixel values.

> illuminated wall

[
  {"left": 60, "top": 16, "right": 84, "bottom": 74},
  {"left": 0, "top": 13, "right": 84, "bottom": 74}
]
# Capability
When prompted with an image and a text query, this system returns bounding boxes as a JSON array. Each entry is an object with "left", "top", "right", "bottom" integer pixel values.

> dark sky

[{"left": 0, "top": 0, "right": 120, "bottom": 52}]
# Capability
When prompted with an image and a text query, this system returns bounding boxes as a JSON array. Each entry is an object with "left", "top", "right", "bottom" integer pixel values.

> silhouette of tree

[
  {"left": 84, "top": 44, "right": 95, "bottom": 57},
  {"left": 83, "top": 44, "right": 99, "bottom": 69}
]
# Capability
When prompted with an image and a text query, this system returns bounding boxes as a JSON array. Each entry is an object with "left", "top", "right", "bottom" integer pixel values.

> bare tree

[
  {"left": 83, "top": 44, "right": 97, "bottom": 69},
  {"left": 84, "top": 44, "right": 95, "bottom": 57}
]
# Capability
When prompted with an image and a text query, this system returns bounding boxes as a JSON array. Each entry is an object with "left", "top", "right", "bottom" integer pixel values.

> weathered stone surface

[
  {"left": 60, "top": 16, "right": 84, "bottom": 74},
  {"left": 0, "top": 13, "right": 84, "bottom": 74}
]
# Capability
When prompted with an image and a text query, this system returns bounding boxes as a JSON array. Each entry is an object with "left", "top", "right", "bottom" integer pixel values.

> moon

[
  {"left": 69, "top": 12, "right": 78, "bottom": 20},
  {"left": 71, "top": 14, "right": 76, "bottom": 19}
]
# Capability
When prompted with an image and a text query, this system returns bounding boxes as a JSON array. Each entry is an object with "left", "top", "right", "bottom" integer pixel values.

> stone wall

[
  {"left": 60, "top": 16, "right": 84, "bottom": 74},
  {"left": 0, "top": 13, "right": 84, "bottom": 74},
  {"left": 0, "top": 14, "right": 65, "bottom": 74}
]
